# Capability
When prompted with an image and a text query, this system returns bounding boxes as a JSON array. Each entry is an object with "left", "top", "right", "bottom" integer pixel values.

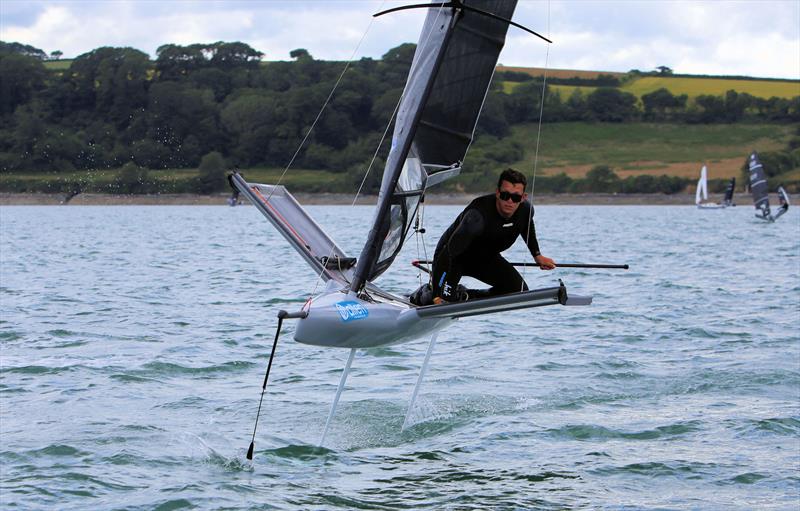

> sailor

[{"left": 430, "top": 168, "right": 555, "bottom": 304}]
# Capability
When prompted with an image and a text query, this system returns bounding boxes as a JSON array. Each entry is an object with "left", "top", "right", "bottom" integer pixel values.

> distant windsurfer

[{"left": 428, "top": 168, "right": 555, "bottom": 304}]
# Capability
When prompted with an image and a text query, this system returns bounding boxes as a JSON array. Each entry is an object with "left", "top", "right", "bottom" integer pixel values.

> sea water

[{"left": 1, "top": 204, "right": 798, "bottom": 510}]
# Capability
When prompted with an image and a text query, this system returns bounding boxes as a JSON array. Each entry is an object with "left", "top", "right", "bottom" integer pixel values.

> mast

[
  {"left": 349, "top": 1, "right": 520, "bottom": 294},
  {"left": 723, "top": 177, "right": 735, "bottom": 206},
  {"left": 349, "top": 6, "right": 460, "bottom": 295}
]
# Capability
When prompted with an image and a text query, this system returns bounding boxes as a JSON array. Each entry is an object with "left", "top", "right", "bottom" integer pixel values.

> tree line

[{"left": 1, "top": 40, "right": 798, "bottom": 194}]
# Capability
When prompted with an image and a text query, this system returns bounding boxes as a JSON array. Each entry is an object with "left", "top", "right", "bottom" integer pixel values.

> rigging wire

[
  {"left": 294, "top": 0, "right": 391, "bottom": 299},
  {"left": 263, "top": 1, "right": 385, "bottom": 205},
  {"left": 413, "top": 198, "right": 430, "bottom": 286},
  {"left": 521, "top": 1, "right": 551, "bottom": 291}
]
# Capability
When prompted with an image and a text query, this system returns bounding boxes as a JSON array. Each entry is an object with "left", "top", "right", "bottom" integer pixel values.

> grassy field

[
  {"left": 509, "top": 77, "right": 800, "bottom": 99},
  {"left": 497, "top": 66, "right": 625, "bottom": 80},
  {"left": 504, "top": 122, "right": 795, "bottom": 179},
  {"left": 548, "top": 84, "right": 597, "bottom": 98},
  {"left": 622, "top": 76, "right": 800, "bottom": 99},
  {"left": 225, "top": 168, "right": 349, "bottom": 189},
  {"left": 43, "top": 60, "right": 71, "bottom": 70},
  {"left": 502, "top": 68, "right": 800, "bottom": 100}
]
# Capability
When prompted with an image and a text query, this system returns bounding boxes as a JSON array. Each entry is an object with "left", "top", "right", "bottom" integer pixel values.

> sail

[
  {"left": 723, "top": 177, "right": 736, "bottom": 206},
  {"left": 748, "top": 151, "right": 771, "bottom": 219},
  {"left": 350, "top": 0, "right": 518, "bottom": 292},
  {"left": 774, "top": 185, "right": 790, "bottom": 220},
  {"left": 696, "top": 165, "right": 708, "bottom": 204}
]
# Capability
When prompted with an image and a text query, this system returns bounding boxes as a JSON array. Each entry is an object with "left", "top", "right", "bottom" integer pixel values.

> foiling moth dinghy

[
  {"left": 227, "top": 1, "right": 623, "bottom": 458},
  {"left": 748, "top": 151, "right": 790, "bottom": 222},
  {"left": 695, "top": 165, "right": 735, "bottom": 209}
]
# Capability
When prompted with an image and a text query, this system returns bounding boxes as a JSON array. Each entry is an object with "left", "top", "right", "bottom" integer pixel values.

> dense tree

[
  {"left": 146, "top": 81, "right": 220, "bottom": 166},
  {"left": 196, "top": 151, "right": 227, "bottom": 193},
  {"left": 61, "top": 47, "right": 151, "bottom": 127},
  {"left": 641, "top": 88, "right": 687, "bottom": 120},
  {"left": 220, "top": 91, "right": 288, "bottom": 165},
  {"left": 155, "top": 44, "right": 207, "bottom": 80},
  {"left": 0, "top": 41, "right": 47, "bottom": 60},
  {"left": 563, "top": 89, "right": 589, "bottom": 121},
  {"left": 504, "top": 81, "right": 547, "bottom": 123},
  {"left": 208, "top": 41, "right": 263, "bottom": 69},
  {"left": 587, "top": 88, "right": 638, "bottom": 122},
  {"left": 584, "top": 165, "right": 620, "bottom": 192},
  {"left": 476, "top": 91, "right": 510, "bottom": 137},
  {"left": 290, "top": 48, "right": 312, "bottom": 61},
  {"left": 190, "top": 68, "right": 233, "bottom": 102},
  {"left": 0, "top": 39, "right": 797, "bottom": 194},
  {"left": 377, "top": 43, "right": 416, "bottom": 85},
  {"left": 723, "top": 90, "right": 753, "bottom": 122},
  {"left": 115, "top": 161, "right": 150, "bottom": 193},
  {"left": 0, "top": 52, "right": 47, "bottom": 115}
]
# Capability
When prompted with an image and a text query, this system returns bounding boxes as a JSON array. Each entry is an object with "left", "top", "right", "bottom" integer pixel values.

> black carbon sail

[
  {"left": 775, "top": 185, "right": 790, "bottom": 220},
  {"left": 748, "top": 151, "right": 772, "bottom": 220},
  {"left": 350, "top": 0, "right": 518, "bottom": 293},
  {"left": 723, "top": 177, "right": 736, "bottom": 207}
]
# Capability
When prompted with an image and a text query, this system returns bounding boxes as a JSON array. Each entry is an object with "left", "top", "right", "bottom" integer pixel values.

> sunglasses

[{"left": 498, "top": 191, "right": 523, "bottom": 203}]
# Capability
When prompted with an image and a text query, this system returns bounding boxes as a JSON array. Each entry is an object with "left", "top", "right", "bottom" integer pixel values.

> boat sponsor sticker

[{"left": 335, "top": 300, "right": 369, "bottom": 322}]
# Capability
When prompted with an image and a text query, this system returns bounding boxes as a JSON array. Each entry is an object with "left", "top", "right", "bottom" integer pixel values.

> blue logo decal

[{"left": 335, "top": 301, "right": 369, "bottom": 322}]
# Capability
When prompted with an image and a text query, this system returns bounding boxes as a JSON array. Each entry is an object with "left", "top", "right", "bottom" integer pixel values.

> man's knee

[{"left": 492, "top": 280, "right": 527, "bottom": 295}]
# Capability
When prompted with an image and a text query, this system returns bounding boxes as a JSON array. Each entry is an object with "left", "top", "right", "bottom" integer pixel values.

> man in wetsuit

[{"left": 431, "top": 168, "right": 555, "bottom": 303}]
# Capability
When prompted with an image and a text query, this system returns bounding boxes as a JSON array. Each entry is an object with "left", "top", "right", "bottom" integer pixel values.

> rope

[{"left": 461, "top": 59, "right": 497, "bottom": 165}]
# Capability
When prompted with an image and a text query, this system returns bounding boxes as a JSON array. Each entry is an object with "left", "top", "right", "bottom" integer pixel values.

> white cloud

[{"left": 0, "top": 0, "right": 797, "bottom": 78}]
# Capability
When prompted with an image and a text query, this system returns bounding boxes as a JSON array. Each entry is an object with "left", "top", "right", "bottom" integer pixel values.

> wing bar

[
  {"left": 415, "top": 282, "right": 592, "bottom": 320},
  {"left": 228, "top": 172, "right": 353, "bottom": 284}
]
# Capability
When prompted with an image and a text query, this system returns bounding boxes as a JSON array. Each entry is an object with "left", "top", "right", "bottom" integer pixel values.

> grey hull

[
  {"left": 294, "top": 290, "right": 453, "bottom": 349},
  {"left": 293, "top": 283, "right": 587, "bottom": 349}
]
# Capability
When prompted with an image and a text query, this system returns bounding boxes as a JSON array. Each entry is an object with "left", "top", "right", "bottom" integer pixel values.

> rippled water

[{"left": 1, "top": 203, "right": 798, "bottom": 510}]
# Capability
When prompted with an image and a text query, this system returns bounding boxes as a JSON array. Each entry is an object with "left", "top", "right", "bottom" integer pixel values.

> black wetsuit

[{"left": 432, "top": 194, "right": 541, "bottom": 301}]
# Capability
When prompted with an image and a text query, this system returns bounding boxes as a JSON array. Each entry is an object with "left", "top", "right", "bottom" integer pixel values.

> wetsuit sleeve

[
  {"left": 519, "top": 203, "right": 541, "bottom": 257},
  {"left": 443, "top": 209, "right": 484, "bottom": 257}
]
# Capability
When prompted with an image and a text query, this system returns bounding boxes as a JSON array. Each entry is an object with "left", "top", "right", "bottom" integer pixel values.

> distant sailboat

[
  {"left": 748, "top": 151, "right": 789, "bottom": 222},
  {"left": 695, "top": 165, "right": 730, "bottom": 209},
  {"left": 722, "top": 177, "right": 736, "bottom": 207},
  {"left": 227, "top": 188, "right": 240, "bottom": 207}
]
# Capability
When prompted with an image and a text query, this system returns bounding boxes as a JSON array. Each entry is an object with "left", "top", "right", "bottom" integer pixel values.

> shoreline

[{"left": 0, "top": 192, "right": 735, "bottom": 206}]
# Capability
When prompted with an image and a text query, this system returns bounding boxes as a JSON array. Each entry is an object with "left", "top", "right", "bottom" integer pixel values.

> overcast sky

[{"left": 1, "top": 0, "right": 798, "bottom": 79}]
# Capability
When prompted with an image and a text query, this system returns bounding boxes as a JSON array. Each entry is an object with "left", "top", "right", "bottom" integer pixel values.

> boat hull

[{"left": 294, "top": 291, "right": 453, "bottom": 348}]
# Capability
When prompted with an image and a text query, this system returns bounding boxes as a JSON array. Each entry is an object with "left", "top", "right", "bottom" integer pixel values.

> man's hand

[{"left": 534, "top": 254, "right": 556, "bottom": 270}]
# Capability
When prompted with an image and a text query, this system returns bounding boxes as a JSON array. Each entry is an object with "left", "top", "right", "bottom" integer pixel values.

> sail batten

[{"left": 418, "top": 119, "right": 472, "bottom": 142}]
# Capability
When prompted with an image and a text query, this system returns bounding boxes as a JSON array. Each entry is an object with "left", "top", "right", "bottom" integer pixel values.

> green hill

[
  {"left": 504, "top": 122, "right": 794, "bottom": 179},
  {"left": 5, "top": 122, "right": 796, "bottom": 195}
]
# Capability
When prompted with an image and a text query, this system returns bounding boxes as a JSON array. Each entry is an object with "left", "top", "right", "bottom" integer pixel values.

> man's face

[{"left": 495, "top": 180, "right": 527, "bottom": 218}]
